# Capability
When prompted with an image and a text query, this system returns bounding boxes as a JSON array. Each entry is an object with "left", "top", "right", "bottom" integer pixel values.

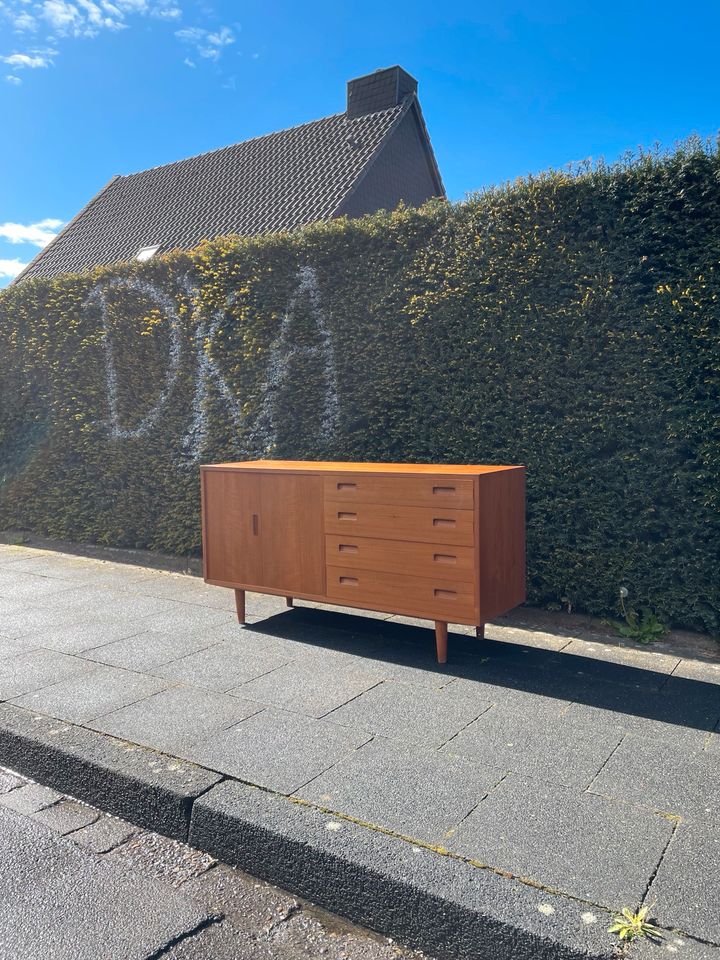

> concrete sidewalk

[{"left": 1, "top": 543, "right": 719, "bottom": 959}]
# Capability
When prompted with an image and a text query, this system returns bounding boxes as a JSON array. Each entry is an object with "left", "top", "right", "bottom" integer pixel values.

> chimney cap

[{"left": 346, "top": 65, "right": 418, "bottom": 118}]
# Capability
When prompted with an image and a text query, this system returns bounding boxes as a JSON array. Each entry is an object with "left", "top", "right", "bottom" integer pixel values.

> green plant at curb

[
  {"left": 610, "top": 587, "right": 667, "bottom": 644},
  {"left": 608, "top": 905, "right": 663, "bottom": 944}
]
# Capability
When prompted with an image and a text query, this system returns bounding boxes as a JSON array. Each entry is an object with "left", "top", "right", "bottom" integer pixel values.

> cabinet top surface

[{"left": 201, "top": 460, "right": 523, "bottom": 475}]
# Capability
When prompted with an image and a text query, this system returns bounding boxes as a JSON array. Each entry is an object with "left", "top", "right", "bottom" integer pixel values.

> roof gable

[{"left": 19, "top": 67, "right": 444, "bottom": 281}]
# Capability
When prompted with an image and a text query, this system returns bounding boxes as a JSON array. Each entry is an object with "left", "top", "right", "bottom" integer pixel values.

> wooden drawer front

[
  {"left": 323, "top": 474, "right": 473, "bottom": 510},
  {"left": 325, "top": 535, "right": 476, "bottom": 583},
  {"left": 326, "top": 567, "right": 476, "bottom": 620},
  {"left": 324, "top": 501, "right": 474, "bottom": 546}
]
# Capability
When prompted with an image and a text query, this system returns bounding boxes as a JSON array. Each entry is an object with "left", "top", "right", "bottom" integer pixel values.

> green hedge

[{"left": 2, "top": 140, "right": 719, "bottom": 633}]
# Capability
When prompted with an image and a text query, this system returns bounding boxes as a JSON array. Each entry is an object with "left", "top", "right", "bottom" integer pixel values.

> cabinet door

[
  {"left": 202, "top": 470, "right": 263, "bottom": 586},
  {"left": 259, "top": 473, "right": 325, "bottom": 595}
]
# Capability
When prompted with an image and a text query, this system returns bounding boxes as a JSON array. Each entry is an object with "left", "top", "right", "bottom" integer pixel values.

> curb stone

[
  {"left": 0, "top": 703, "right": 220, "bottom": 840},
  {"left": 189, "top": 779, "right": 616, "bottom": 960}
]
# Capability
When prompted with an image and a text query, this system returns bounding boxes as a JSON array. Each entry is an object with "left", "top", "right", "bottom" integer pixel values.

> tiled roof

[{"left": 20, "top": 102, "right": 408, "bottom": 281}]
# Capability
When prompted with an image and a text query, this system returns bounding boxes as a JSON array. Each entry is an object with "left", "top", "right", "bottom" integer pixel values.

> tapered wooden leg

[
  {"left": 435, "top": 621, "right": 448, "bottom": 664},
  {"left": 476, "top": 623, "right": 485, "bottom": 640},
  {"left": 234, "top": 589, "right": 246, "bottom": 625},
  {"left": 286, "top": 596, "right": 294, "bottom": 608}
]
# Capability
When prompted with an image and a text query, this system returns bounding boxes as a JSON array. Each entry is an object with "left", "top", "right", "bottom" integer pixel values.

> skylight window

[{"left": 136, "top": 245, "right": 160, "bottom": 262}]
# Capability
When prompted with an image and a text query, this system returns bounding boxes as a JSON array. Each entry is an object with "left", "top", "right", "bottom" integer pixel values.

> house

[{"left": 18, "top": 65, "right": 444, "bottom": 281}]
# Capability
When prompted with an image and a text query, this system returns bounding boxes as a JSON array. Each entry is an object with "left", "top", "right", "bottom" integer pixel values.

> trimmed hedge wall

[{"left": 1, "top": 141, "right": 719, "bottom": 633}]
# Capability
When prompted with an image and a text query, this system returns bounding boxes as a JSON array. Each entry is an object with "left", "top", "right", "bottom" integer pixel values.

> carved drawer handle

[
  {"left": 434, "top": 589, "right": 457, "bottom": 599},
  {"left": 252, "top": 514, "right": 259, "bottom": 536},
  {"left": 339, "top": 576, "right": 359, "bottom": 586},
  {"left": 433, "top": 553, "right": 456, "bottom": 564},
  {"left": 433, "top": 486, "right": 456, "bottom": 495},
  {"left": 338, "top": 512, "right": 357, "bottom": 520},
  {"left": 338, "top": 544, "right": 358, "bottom": 553},
  {"left": 433, "top": 518, "right": 455, "bottom": 528},
  {"left": 337, "top": 482, "right": 357, "bottom": 491}
]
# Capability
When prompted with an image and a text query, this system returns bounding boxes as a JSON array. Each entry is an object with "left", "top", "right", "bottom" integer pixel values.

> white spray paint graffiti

[
  {"left": 86, "top": 265, "right": 339, "bottom": 462},
  {"left": 250, "top": 265, "right": 340, "bottom": 456},
  {"left": 181, "top": 296, "right": 244, "bottom": 464},
  {"left": 86, "top": 277, "right": 182, "bottom": 440}
]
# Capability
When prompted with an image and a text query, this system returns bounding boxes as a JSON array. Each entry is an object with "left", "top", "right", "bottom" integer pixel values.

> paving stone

[
  {"left": 565, "top": 676, "right": 720, "bottom": 750},
  {"left": 153, "top": 640, "right": 290, "bottom": 692},
  {"left": 0, "top": 573, "right": 78, "bottom": 602},
  {"left": 236, "top": 661, "right": 383, "bottom": 719},
  {"left": 633, "top": 933, "right": 720, "bottom": 960},
  {"left": 89, "top": 685, "right": 263, "bottom": 754},
  {"left": 0, "top": 782, "right": 62, "bottom": 813},
  {"left": 547, "top": 644, "right": 674, "bottom": 691},
  {"left": 246, "top": 614, "right": 389, "bottom": 666},
  {"left": 297, "top": 601, "right": 392, "bottom": 622},
  {"left": 0, "top": 603, "right": 104, "bottom": 639},
  {"left": 297, "top": 736, "right": 504, "bottom": 844},
  {"left": 329, "top": 679, "right": 492, "bottom": 747},
  {"left": 648, "top": 823, "right": 720, "bottom": 943},
  {"left": 444, "top": 702, "right": 623, "bottom": 788},
  {"left": 0, "top": 547, "right": 37, "bottom": 564},
  {"left": 559, "top": 639, "right": 680, "bottom": 679},
  {"left": 447, "top": 675, "right": 575, "bottom": 714},
  {"left": 484, "top": 623, "right": 572, "bottom": 652},
  {"left": 8, "top": 556, "right": 121, "bottom": 582},
  {"left": 590, "top": 735, "right": 720, "bottom": 821},
  {"left": 33, "top": 584, "right": 180, "bottom": 618},
  {"left": 82, "top": 628, "right": 223, "bottom": 671},
  {"left": 12, "top": 665, "right": 172, "bottom": 724},
  {"left": 19, "top": 618, "right": 149, "bottom": 654},
  {"left": 71, "top": 814, "right": 139, "bottom": 853},
  {"left": 185, "top": 708, "right": 370, "bottom": 795},
  {"left": 672, "top": 658, "right": 720, "bottom": 685},
  {"left": 32, "top": 798, "right": 100, "bottom": 834},
  {"left": 140, "top": 605, "right": 237, "bottom": 631},
  {"left": 133, "top": 574, "right": 238, "bottom": 610},
  {"left": 0, "top": 648, "right": 91, "bottom": 700},
  {"left": 449, "top": 776, "right": 673, "bottom": 908},
  {"left": 0, "top": 636, "right": 32, "bottom": 661},
  {"left": 0, "top": 769, "right": 26, "bottom": 793},
  {"left": 663, "top": 674, "right": 720, "bottom": 711}
]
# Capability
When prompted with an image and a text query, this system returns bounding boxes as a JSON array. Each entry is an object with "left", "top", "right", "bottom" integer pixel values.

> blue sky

[{"left": 1, "top": 0, "right": 719, "bottom": 285}]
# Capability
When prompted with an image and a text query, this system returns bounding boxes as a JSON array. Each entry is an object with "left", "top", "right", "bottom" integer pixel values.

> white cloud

[
  {"left": 5, "top": 73, "right": 22, "bottom": 83},
  {"left": 1, "top": 2, "right": 235, "bottom": 79},
  {"left": 0, "top": 258, "right": 27, "bottom": 279},
  {"left": 175, "top": 23, "right": 234, "bottom": 61},
  {"left": 1, "top": 48, "right": 55, "bottom": 67},
  {"left": 0, "top": 217, "right": 63, "bottom": 247},
  {"left": 0, "top": 0, "right": 184, "bottom": 46},
  {"left": 41, "top": 0, "right": 83, "bottom": 33},
  {"left": 11, "top": 9, "right": 38, "bottom": 30}
]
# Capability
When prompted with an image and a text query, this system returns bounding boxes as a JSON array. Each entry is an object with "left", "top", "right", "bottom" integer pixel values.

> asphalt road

[{"left": 0, "top": 774, "right": 428, "bottom": 960}]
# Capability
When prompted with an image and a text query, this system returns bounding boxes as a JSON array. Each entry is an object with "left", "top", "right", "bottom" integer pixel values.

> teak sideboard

[{"left": 200, "top": 461, "right": 526, "bottom": 663}]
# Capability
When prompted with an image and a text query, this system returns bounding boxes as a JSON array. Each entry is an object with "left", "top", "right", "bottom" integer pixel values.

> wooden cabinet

[{"left": 201, "top": 461, "right": 525, "bottom": 663}]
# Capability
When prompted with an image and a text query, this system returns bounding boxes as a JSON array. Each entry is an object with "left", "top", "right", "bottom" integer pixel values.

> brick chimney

[{"left": 346, "top": 66, "right": 418, "bottom": 118}]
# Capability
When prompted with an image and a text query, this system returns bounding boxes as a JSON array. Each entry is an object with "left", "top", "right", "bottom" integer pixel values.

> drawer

[
  {"left": 323, "top": 474, "right": 473, "bottom": 509},
  {"left": 325, "top": 535, "right": 476, "bottom": 583},
  {"left": 326, "top": 566, "right": 476, "bottom": 621},
  {"left": 324, "top": 501, "right": 474, "bottom": 546}
]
